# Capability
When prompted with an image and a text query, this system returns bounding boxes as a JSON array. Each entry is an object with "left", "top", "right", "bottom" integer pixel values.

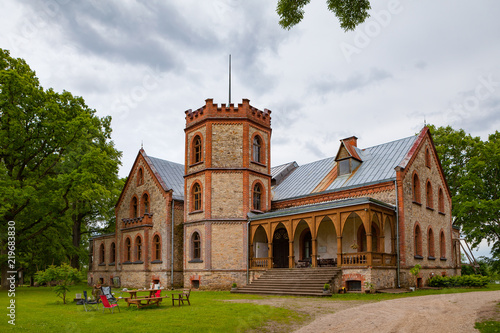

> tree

[
  {"left": 276, "top": 0, "right": 371, "bottom": 31},
  {"left": 429, "top": 125, "right": 500, "bottom": 262},
  {"left": 35, "top": 263, "right": 83, "bottom": 304},
  {"left": 0, "top": 49, "right": 122, "bottom": 287}
]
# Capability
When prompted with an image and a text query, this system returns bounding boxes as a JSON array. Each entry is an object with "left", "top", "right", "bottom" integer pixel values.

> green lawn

[
  {"left": 0, "top": 284, "right": 306, "bottom": 332},
  {"left": 1, "top": 284, "right": 500, "bottom": 332}
]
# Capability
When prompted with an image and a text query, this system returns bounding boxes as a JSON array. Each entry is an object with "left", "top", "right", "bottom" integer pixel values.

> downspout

[
  {"left": 246, "top": 216, "right": 251, "bottom": 285},
  {"left": 394, "top": 180, "right": 400, "bottom": 288},
  {"left": 171, "top": 192, "right": 175, "bottom": 289}
]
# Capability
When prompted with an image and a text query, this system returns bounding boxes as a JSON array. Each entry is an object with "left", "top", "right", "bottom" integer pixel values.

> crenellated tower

[{"left": 183, "top": 98, "right": 272, "bottom": 289}]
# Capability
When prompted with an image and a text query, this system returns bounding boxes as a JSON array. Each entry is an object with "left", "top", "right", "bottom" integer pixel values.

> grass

[
  {"left": 0, "top": 284, "right": 306, "bottom": 332},
  {"left": 2, "top": 283, "right": 500, "bottom": 332}
]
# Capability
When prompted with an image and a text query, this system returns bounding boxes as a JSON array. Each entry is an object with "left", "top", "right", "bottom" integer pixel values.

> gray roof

[
  {"left": 272, "top": 135, "right": 418, "bottom": 201},
  {"left": 148, "top": 156, "right": 185, "bottom": 201},
  {"left": 249, "top": 197, "right": 395, "bottom": 221}
]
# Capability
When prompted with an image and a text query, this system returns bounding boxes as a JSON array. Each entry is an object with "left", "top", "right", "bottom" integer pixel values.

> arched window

[
  {"left": 372, "top": 224, "right": 379, "bottom": 252},
  {"left": 252, "top": 136, "right": 262, "bottom": 163},
  {"left": 438, "top": 188, "right": 445, "bottom": 213},
  {"left": 99, "top": 243, "right": 105, "bottom": 264},
  {"left": 413, "top": 173, "right": 421, "bottom": 203},
  {"left": 192, "top": 232, "right": 201, "bottom": 260},
  {"left": 125, "top": 238, "right": 131, "bottom": 261},
  {"left": 253, "top": 183, "right": 262, "bottom": 211},
  {"left": 192, "top": 135, "right": 202, "bottom": 164},
  {"left": 193, "top": 183, "right": 202, "bottom": 211},
  {"left": 425, "top": 148, "right": 431, "bottom": 168},
  {"left": 132, "top": 197, "right": 138, "bottom": 218},
  {"left": 426, "top": 181, "right": 433, "bottom": 209},
  {"left": 136, "top": 236, "right": 142, "bottom": 261},
  {"left": 110, "top": 242, "right": 116, "bottom": 263},
  {"left": 414, "top": 224, "right": 422, "bottom": 257},
  {"left": 428, "top": 228, "right": 435, "bottom": 258},
  {"left": 153, "top": 235, "right": 161, "bottom": 261},
  {"left": 142, "top": 193, "right": 149, "bottom": 214},
  {"left": 138, "top": 168, "right": 144, "bottom": 185},
  {"left": 440, "top": 231, "right": 446, "bottom": 259}
]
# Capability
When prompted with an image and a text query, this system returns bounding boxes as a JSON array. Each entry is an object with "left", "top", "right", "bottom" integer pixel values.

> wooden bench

[
  {"left": 125, "top": 296, "right": 169, "bottom": 309},
  {"left": 318, "top": 258, "right": 337, "bottom": 267}
]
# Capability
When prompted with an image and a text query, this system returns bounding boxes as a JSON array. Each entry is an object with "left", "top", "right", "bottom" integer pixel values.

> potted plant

[
  {"left": 410, "top": 264, "right": 421, "bottom": 290},
  {"left": 364, "top": 281, "right": 375, "bottom": 293},
  {"left": 323, "top": 283, "right": 330, "bottom": 295},
  {"left": 231, "top": 283, "right": 237, "bottom": 291}
]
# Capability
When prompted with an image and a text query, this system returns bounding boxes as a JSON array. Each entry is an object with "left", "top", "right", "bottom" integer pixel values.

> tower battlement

[{"left": 185, "top": 98, "right": 271, "bottom": 128}]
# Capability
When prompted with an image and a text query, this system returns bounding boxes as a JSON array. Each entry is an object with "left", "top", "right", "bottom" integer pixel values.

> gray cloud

[{"left": 308, "top": 68, "right": 392, "bottom": 95}]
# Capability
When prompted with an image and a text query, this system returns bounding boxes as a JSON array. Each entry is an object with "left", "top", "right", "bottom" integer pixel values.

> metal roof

[
  {"left": 272, "top": 157, "right": 336, "bottom": 201},
  {"left": 272, "top": 135, "right": 418, "bottom": 201},
  {"left": 148, "top": 156, "right": 185, "bottom": 201},
  {"left": 249, "top": 197, "right": 395, "bottom": 221}
]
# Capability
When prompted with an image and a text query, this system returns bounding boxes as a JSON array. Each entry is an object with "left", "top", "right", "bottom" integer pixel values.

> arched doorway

[
  {"left": 301, "top": 230, "right": 312, "bottom": 261},
  {"left": 273, "top": 228, "right": 289, "bottom": 268}
]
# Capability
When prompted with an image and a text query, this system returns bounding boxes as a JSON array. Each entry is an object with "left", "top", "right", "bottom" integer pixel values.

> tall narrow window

[
  {"left": 153, "top": 235, "right": 161, "bottom": 261},
  {"left": 193, "top": 183, "right": 202, "bottom": 211},
  {"left": 132, "top": 197, "right": 138, "bottom": 218},
  {"left": 428, "top": 228, "right": 435, "bottom": 258},
  {"left": 414, "top": 224, "right": 422, "bottom": 257},
  {"left": 100, "top": 243, "right": 105, "bottom": 264},
  {"left": 125, "top": 238, "right": 131, "bottom": 261},
  {"left": 438, "top": 188, "right": 445, "bottom": 213},
  {"left": 136, "top": 236, "right": 142, "bottom": 261},
  {"left": 253, "top": 184, "right": 262, "bottom": 211},
  {"left": 440, "top": 231, "right": 446, "bottom": 259},
  {"left": 413, "top": 173, "right": 421, "bottom": 203},
  {"left": 253, "top": 136, "right": 262, "bottom": 163},
  {"left": 142, "top": 193, "right": 149, "bottom": 214},
  {"left": 193, "top": 136, "right": 202, "bottom": 164},
  {"left": 138, "top": 168, "right": 144, "bottom": 185},
  {"left": 110, "top": 242, "right": 116, "bottom": 263},
  {"left": 192, "top": 232, "right": 201, "bottom": 259},
  {"left": 425, "top": 148, "right": 431, "bottom": 168},
  {"left": 426, "top": 181, "right": 433, "bottom": 209}
]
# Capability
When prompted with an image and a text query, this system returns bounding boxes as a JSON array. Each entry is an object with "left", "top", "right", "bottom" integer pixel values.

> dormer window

[{"left": 337, "top": 158, "right": 361, "bottom": 176}]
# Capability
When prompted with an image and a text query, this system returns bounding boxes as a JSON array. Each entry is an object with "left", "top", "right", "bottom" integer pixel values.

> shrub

[
  {"left": 428, "top": 274, "right": 489, "bottom": 288},
  {"left": 35, "top": 263, "right": 83, "bottom": 304}
]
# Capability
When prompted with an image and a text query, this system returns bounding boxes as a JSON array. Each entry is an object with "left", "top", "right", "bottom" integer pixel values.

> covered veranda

[{"left": 249, "top": 198, "right": 397, "bottom": 269}]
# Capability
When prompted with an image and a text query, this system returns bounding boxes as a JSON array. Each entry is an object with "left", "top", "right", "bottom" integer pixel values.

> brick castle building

[{"left": 89, "top": 98, "right": 461, "bottom": 291}]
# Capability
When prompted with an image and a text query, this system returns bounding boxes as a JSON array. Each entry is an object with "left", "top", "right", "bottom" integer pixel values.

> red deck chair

[{"left": 100, "top": 295, "right": 120, "bottom": 313}]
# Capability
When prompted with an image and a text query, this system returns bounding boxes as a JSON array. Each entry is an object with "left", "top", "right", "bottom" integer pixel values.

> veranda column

[
  {"left": 268, "top": 242, "right": 273, "bottom": 269},
  {"left": 289, "top": 240, "right": 294, "bottom": 268},
  {"left": 366, "top": 232, "right": 373, "bottom": 265},
  {"left": 311, "top": 238, "right": 318, "bottom": 267},
  {"left": 337, "top": 236, "right": 342, "bottom": 267}
]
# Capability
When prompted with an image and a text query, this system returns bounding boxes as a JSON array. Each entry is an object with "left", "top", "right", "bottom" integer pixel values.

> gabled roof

[
  {"left": 147, "top": 156, "right": 185, "bottom": 200},
  {"left": 272, "top": 134, "right": 418, "bottom": 201}
]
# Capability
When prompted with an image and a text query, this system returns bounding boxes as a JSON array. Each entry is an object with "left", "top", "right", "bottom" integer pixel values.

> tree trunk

[{"left": 70, "top": 212, "right": 83, "bottom": 270}]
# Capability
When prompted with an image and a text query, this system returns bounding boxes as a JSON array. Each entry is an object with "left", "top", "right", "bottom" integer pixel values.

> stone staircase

[{"left": 232, "top": 267, "right": 341, "bottom": 297}]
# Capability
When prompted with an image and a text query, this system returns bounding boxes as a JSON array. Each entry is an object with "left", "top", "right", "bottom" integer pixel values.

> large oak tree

[{"left": 0, "top": 49, "right": 122, "bottom": 287}]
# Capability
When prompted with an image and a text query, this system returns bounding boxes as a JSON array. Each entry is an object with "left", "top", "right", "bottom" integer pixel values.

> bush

[
  {"left": 35, "top": 263, "right": 83, "bottom": 304},
  {"left": 428, "top": 274, "right": 489, "bottom": 288}
]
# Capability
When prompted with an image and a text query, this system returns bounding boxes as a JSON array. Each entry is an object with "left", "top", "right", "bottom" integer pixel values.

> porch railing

[
  {"left": 341, "top": 252, "right": 396, "bottom": 267},
  {"left": 250, "top": 257, "right": 271, "bottom": 269}
]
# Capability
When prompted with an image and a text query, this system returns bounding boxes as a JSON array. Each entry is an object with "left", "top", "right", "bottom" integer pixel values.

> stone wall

[
  {"left": 211, "top": 172, "right": 244, "bottom": 219},
  {"left": 211, "top": 123, "right": 244, "bottom": 168}
]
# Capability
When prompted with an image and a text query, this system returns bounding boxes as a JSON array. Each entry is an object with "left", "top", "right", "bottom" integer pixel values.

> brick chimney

[{"left": 342, "top": 136, "right": 358, "bottom": 147}]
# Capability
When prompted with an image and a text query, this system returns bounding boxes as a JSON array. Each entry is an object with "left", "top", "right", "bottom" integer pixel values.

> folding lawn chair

[
  {"left": 100, "top": 286, "right": 117, "bottom": 304},
  {"left": 83, "top": 291, "right": 99, "bottom": 312},
  {"left": 100, "top": 295, "right": 120, "bottom": 313}
]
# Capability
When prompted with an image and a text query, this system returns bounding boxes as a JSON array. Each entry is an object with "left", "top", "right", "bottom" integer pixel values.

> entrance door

[{"left": 273, "top": 228, "right": 289, "bottom": 268}]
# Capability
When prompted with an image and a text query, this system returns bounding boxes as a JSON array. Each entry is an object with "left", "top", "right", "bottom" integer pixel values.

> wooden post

[{"left": 289, "top": 240, "right": 294, "bottom": 268}]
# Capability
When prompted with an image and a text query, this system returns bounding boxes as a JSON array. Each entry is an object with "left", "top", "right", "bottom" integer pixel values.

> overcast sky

[{"left": 1, "top": 0, "right": 498, "bottom": 256}]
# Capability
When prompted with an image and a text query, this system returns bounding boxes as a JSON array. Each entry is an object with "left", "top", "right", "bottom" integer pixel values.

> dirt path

[{"left": 295, "top": 291, "right": 500, "bottom": 333}]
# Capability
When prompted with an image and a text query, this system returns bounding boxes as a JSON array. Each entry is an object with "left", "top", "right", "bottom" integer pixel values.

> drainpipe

[
  {"left": 394, "top": 180, "right": 400, "bottom": 288},
  {"left": 171, "top": 193, "right": 175, "bottom": 289},
  {"left": 246, "top": 216, "right": 251, "bottom": 285}
]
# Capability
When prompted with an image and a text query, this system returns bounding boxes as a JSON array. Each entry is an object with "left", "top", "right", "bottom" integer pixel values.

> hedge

[{"left": 428, "top": 274, "right": 489, "bottom": 288}]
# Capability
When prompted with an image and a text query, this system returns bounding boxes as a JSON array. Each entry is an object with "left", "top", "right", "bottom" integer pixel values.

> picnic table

[{"left": 122, "top": 289, "right": 169, "bottom": 309}]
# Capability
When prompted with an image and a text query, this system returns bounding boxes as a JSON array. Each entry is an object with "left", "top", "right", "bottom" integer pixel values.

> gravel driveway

[{"left": 295, "top": 291, "right": 500, "bottom": 333}]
